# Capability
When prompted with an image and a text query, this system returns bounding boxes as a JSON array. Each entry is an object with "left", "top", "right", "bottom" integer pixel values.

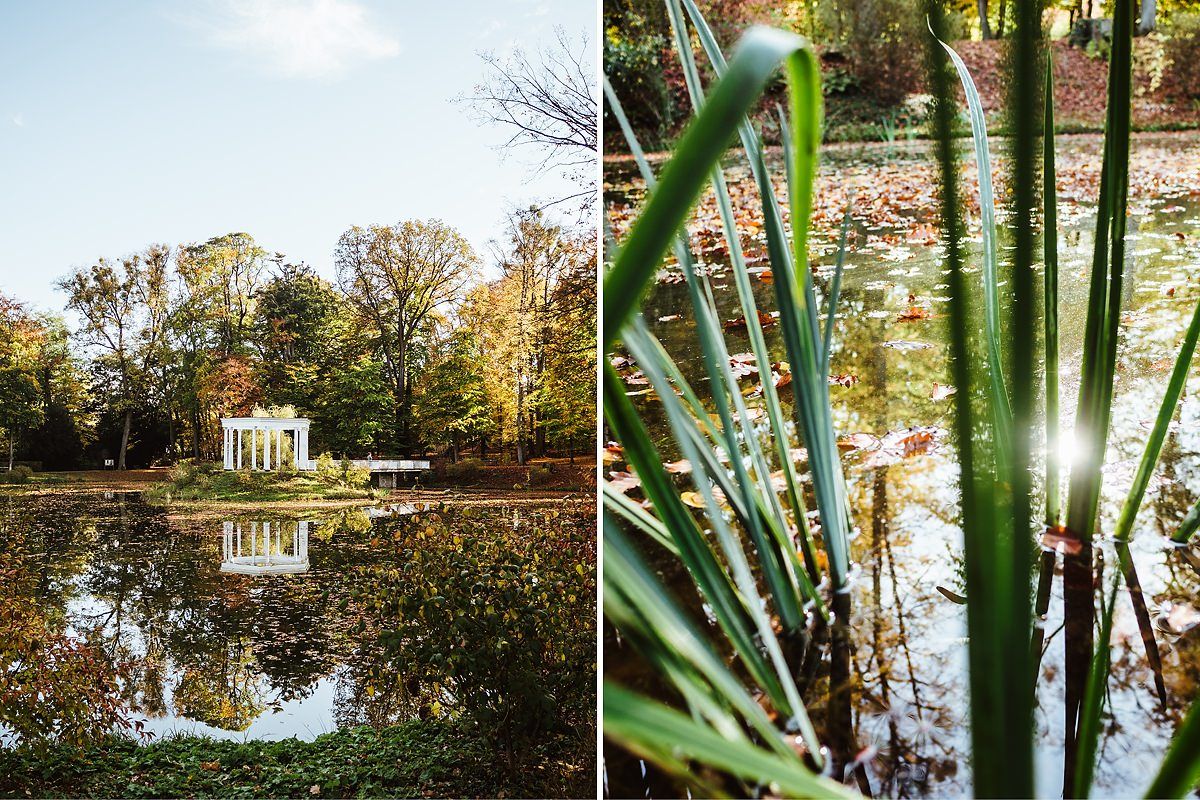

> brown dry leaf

[
  {"left": 680, "top": 491, "right": 706, "bottom": 508},
  {"left": 664, "top": 459, "right": 692, "bottom": 474},
  {"left": 899, "top": 429, "right": 935, "bottom": 457},
  {"left": 897, "top": 306, "right": 932, "bottom": 322},
  {"left": 602, "top": 442, "right": 623, "bottom": 464},
  {"left": 724, "top": 310, "right": 778, "bottom": 332},
  {"left": 829, "top": 373, "right": 859, "bottom": 387}
]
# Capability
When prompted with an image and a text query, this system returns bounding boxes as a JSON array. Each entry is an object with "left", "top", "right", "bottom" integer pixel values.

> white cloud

[
  {"left": 10, "top": 113, "right": 25, "bottom": 127},
  {"left": 198, "top": 0, "right": 400, "bottom": 79}
]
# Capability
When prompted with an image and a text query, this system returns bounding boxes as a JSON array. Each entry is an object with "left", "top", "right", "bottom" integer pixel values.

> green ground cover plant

[{"left": 0, "top": 722, "right": 590, "bottom": 799}]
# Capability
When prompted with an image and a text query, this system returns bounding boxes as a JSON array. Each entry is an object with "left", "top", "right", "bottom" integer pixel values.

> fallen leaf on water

[
  {"left": 930, "top": 383, "right": 957, "bottom": 401},
  {"left": 608, "top": 471, "right": 641, "bottom": 494},
  {"left": 664, "top": 459, "right": 692, "bottom": 474},
  {"left": 838, "top": 432, "right": 880, "bottom": 451},
  {"left": 829, "top": 373, "right": 859, "bottom": 387},
  {"left": 658, "top": 313, "right": 682, "bottom": 322},
  {"left": 897, "top": 306, "right": 932, "bottom": 322},
  {"left": 724, "top": 310, "right": 778, "bottom": 332},
  {"left": 602, "top": 442, "right": 623, "bottom": 464}
]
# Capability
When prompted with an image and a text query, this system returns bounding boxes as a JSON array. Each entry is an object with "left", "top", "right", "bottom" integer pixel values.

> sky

[{"left": 0, "top": 0, "right": 595, "bottom": 313}]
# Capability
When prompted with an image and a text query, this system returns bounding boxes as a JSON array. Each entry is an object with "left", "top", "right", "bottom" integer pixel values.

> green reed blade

[
  {"left": 604, "top": 518, "right": 808, "bottom": 758},
  {"left": 821, "top": 206, "right": 851, "bottom": 377},
  {"left": 664, "top": 0, "right": 821, "bottom": 585},
  {"left": 933, "top": 31, "right": 1013, "bottom": 456},
  {"left": 1113, "top": 293, "right": 1200, "bottom": 543},
  {"left": 603, "top": 26, "right": 819, "bottom": 349},
  {"left": 602, "top": 482, "right": 678, "bottom": 556},
  {"left": 604, "top": 682, "right": 857, "bottom": 800},
  {"left": 603, "top": 361, "right": 784, "bottom": 703},
  {"left": 1044, "top": 51, "right": 1061, "bottom": 527},
  {"left": 924, "top": 4, "right": 1032, "bottom": 795},
  {"left": 1065, "top": 0, "right": 1134, "bottom": 544},
  {"left": 1073, "top": 572, "right": 1121, "bottom": 798},
  {"left": 661, "top": 0, "right": 813, "bottom": 621},
  {"left": 1172, "top": 499, "right": 1200, "bottom": 544},
  {"left": 622, "top": 319, "right": 820, "bottom": 726},
  {"left": 1144, "top": 692, "right": 1200, "bottom": 798}
]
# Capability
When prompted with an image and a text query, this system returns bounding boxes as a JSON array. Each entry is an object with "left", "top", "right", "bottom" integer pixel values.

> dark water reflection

[
  {"left": 1, "top": 492, "right": 585, "bottom": 744},
  {"left": 606, "top": 134, "right": 1200, "bottom": 798}
]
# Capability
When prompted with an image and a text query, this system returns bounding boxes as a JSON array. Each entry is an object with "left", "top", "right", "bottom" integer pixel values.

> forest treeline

[{"left": 0, "top": 209, "right": 595, "bottom": 470}]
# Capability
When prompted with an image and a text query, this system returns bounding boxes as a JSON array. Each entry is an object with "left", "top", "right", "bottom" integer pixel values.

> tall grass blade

[
  {"left": 604, "top": 518, "right": 806, "bottom": 757},
  {"left": 1172, "top": 500, "right": 1200, "bottom": 544},
  {"left": 822, "top": 207, "right": 851, "bottom": 376},
  {"left": 603, "top": 27, "right": 820, "bottom": 348},
  {"left": 1072, "top": 572, "right": 1121, "bottom": 798},
  {"left": 663, "top": 0, "right": 822, "bottom": 591},
  {"left": 924, "top": 4, "right": 1034, "bottom": 795},
  {"left": 604, "top": 682, "right": 858, "bottom": 800},
  {"left": 1144, "top": 695, "right": 1200, "bottom": 798},
  {"left": 932, "top": 29, "right": 1013, "bottom": 452},
  {"left": 1044, "top": 52, "right": 1062, "bottom": 527},
  {"left": 1112, "top": 293, "right": 1200, "bottom": 542},
  {"left": 675, "top": 0, "right": 854, "bottom": 591}
]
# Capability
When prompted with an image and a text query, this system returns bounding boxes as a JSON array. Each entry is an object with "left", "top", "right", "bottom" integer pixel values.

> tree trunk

[
  {"left": 118, "top": 409, "right": 132, "bottom": 470},
  {"left": 1138, "top": 0, "right": 1156, "bottom": 34},
  {"left": 8, "top": 436, "right": 13, "bottom": 471},
  {"left": 978, "top": 0, "right": 993, "bottom": 39},
  {"left": 997, "top": 0, "right": 1007, "bottom": 37}
]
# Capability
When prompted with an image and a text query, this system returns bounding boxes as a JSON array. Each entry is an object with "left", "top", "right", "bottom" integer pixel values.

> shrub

[
  {"left": 529, "top": 465, "right": 553, "bottom": 485},
  {"left": 603, "top": 16, "right": 677, "bottom": 150},
  {"left": 316, "top": 453, "right": 370, "bottom": 489},
  {"left": 443, "top": 458, "right": 483, "bottom": 481},
  {"left": 0, "top": 465, "right": 34, "bottom": 484},
  {"left": 1162, "top": 13, "right": 1200, "bottom": 100}
]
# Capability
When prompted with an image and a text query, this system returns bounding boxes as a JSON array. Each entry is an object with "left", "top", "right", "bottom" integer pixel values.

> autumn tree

[
  {"left": 335, "top": 219, "right": 479, "bottom": 453},
  {"left": 414, "top": 328, "right": 493, "bottom": 461},
  {"left": 0, "top": 296, "right": 46, "bottom": 470},
  {"left": 59, "top": 246, "right": 171, "bottom": 469},
  {"left": 465, "top": 209, "right": 594, "bottom": 464}
]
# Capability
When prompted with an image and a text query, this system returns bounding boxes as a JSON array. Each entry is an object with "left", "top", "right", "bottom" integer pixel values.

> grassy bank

[
  {"left": 143, "top": 460, "right": 376, "bottom": 504},
  {"left": 0, "top": 722, "right": 593, "bottom": 799}
]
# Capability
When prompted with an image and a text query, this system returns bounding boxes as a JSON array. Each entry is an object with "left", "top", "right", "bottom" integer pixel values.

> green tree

[
  {"left": 414, "top": 328, "right": 493, "bottom": 461},
  {"left": 335, "top": 219, "right": 479, "bottom": 453},
  {"left": 59, "top": 248, "right": 170, "bottom": 469}
]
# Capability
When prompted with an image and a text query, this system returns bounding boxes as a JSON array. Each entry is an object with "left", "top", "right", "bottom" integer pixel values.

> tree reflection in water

[{"left": 0, "top": 493, "right": 595, "bottom": 745}]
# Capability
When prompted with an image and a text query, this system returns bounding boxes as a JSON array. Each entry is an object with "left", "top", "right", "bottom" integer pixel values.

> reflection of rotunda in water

[{"left": 221, "top": 520, "right": 310, "bottom": 575}]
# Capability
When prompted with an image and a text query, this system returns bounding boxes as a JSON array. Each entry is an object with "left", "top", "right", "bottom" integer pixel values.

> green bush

[
  {"left": 0, "top": 465, "right": 34, "bottom": 484},
  {"left": 1163, "top": 13, "right": 1200, "bottom": 99},
  {"left": 443, "top": 457, "right": 483, "bottom": 481},
  {"left": 348, "top": 505, "right": 596, "bottom": 771},
  {"left": 315, "top": 453, "right": 370, "bottom": 489},
  {"left": 529, "top": 464, "right": 553, "bottom": 485},
  {"left": 604, "top": 16, "right": 677, "bottom": 150}
]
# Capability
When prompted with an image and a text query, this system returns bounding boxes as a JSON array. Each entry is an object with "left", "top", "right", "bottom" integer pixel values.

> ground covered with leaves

[{"left": 0, "top": 721, "right": 591, "bottom": 799}]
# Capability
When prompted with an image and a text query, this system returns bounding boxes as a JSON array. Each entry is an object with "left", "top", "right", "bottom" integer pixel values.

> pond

[
  {"left": 0, "top": 491, "right": 596, "bottom": 746},
  {"left": 604, "top": 132, "right": 1200, "bottom": 798}
]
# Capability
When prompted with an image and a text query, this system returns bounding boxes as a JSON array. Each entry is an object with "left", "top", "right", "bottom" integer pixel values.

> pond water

[
  {"left": 605, "top": 133, "right": 1200, "bottom": 798},
  {"left": 1, "top": 491, "right": 595, "bottom": 745}
]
